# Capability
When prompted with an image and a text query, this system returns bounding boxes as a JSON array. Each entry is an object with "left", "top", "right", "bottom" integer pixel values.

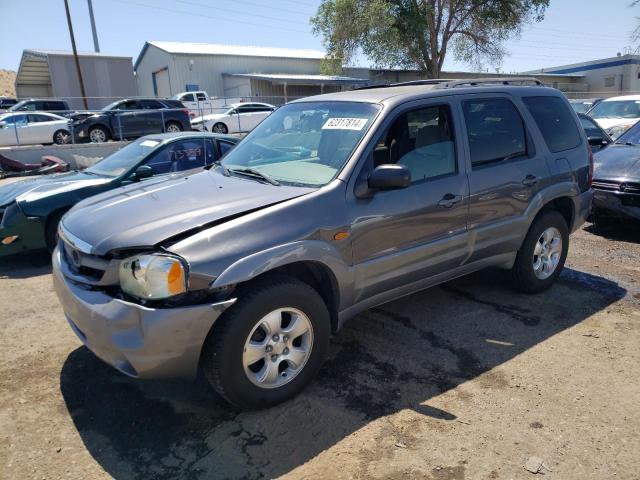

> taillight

[
  {"left": 587, "top": 143, "right": 594, "bottom": 189},
  {"left": 182, "top": 109, "right": 190, "bottom": 117}
]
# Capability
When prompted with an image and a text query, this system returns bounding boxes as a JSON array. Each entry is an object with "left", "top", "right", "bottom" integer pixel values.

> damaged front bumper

[{"left": 52, "top": 246, "right": 236, "bottom": 379}]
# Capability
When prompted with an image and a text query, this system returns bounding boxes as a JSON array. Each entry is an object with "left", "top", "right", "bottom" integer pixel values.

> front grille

[
  {"left": 592, "top": 180, "right": 621, "bottom": 192},
  {"left": 60, "top": 237, "right": 114, "bottom": 285}
]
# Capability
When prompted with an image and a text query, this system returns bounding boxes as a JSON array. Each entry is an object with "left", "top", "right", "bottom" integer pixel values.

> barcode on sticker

[{"left": 322, "top": 118, "right": 368, "bottom": 130}]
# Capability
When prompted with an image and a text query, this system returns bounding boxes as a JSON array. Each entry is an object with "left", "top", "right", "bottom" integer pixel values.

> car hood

[
  {"left": 592, "top": 117, "right": 639, "bottom": 131},
  {"left": 62, "top": 169, "right": 315, "bottom": 255},
  {"left": 0, "top": 171, "right": 110, "bottom": 207},
  {"left": 594, "top": 144, "right": 640, "bottom": 181}
]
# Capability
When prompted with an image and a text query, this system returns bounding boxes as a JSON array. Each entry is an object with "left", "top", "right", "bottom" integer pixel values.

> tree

[{"left": 311, "top": 0, "right": 549, "bottom": 78}]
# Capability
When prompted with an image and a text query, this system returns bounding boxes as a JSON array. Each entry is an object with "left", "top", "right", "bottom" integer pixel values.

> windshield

[
  {"left": 220, "top": 101, "right": 380, "bottom": 187},
  {"left": 614, "top": 121, "right": 640, "bottom": 144},
  {"left": 589, "top": 100, "right": 640, "bottom": 119},
  {"left": 86, "top": 137, "right": 162, "bottom": 177},
  {"left": 8, "top": 100, "right": 29, "bottom": 111}
]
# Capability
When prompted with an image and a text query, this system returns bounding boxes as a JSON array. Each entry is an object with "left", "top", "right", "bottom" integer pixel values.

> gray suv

[{"left": 52, "top": 79, "right": 593, "bottom": 409}]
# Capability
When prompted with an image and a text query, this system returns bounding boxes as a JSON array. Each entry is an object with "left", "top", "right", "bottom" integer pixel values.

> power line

[
  {"left": 173, "top": 0, "right": 311, "bottom": 24},
  {"left": 221, "top": 0, "right": 317, "bottom": 16}
]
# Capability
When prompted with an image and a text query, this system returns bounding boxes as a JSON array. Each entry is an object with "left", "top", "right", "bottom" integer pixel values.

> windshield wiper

[{"left": 228, "top": 167, "right": 280, "bottom": 186}]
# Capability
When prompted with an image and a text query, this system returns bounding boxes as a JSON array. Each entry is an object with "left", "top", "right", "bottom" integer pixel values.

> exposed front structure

[{"left": 15, "top": 50, "right": 137, "bottom": 109}]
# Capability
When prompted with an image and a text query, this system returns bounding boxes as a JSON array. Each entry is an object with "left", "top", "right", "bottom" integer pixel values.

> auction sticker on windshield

[{"left": 322, "top": 118, "right": 368, "bottom": 130}]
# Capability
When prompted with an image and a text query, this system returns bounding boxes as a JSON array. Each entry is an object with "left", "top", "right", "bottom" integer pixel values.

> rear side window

[
  {"left": 462, "top": 98, "right": 527, "bottom": 167},
  {"left": 523, "top": 96, "right": 581, "bottom": 153}
]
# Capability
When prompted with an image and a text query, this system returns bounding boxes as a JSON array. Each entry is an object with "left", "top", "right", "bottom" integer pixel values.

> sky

[{"left": 1, "top": 0, "right": 639, "bottom": 74}]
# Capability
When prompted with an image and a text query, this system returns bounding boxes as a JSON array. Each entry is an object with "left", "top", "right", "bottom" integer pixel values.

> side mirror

[
  {"left": 133, "top": 165, "right": 154, "bottom": 180},
  {"left": 368, "top": 164, "right": 411, "bottom": 190}
]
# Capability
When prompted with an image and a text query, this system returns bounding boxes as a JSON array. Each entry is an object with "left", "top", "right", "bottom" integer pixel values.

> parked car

[
  {"left": 191, "top": 102, "right": 276, "bottom": 134},
  {"left": 592, "top": 121, "right": 640, "bottom": 221},
  {"left": 0, "top": 112, "right": 71, "bottom": 146},
  {"left": 52, "top": 79, "right": 592, "bottom": 410},
  {"left": 569, "top": 98, "right": 603, "bottom": 114},
  {"left": 70, "top": 98, "right": 191, "bottom": 143},
  {"left": 0, "top": 97, "right": 18, "bottom": 111},
  {"left": 0, "top": 132, "right": 238, "bottom": 256},
  {"left": 578, "top": 113, "right": 612, "bottom": 152},
  {"left": 588, "top": 95, "right": 640, "bottom": 140},
  {"left": 9, "top": 98, "right": 70, "bottom": 114}
]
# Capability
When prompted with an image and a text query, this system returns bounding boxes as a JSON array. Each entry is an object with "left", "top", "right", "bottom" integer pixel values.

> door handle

[
  {"left": 522, "top": 174, "right": 538, "bottom": 186},
  {"left": 438, "top": 193, "right": 462, "bottom": 208}
]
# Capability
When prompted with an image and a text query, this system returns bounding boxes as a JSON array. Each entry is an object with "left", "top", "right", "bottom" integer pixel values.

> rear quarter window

[{"left": 522, "top": 96, "right": 581, "bottom": 153}]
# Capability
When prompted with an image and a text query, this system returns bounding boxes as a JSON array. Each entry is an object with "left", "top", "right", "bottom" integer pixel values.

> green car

[{"left": 0, "top": 132, "right": 239, "bottom": 257}]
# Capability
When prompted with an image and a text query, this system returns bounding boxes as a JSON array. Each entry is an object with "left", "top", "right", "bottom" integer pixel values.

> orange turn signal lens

[
  {"left": 1, "top": 235, "right": 19, "bottom": 245},
  {"left": 333, "top": 231, "right": 350, "bottom": 241}
]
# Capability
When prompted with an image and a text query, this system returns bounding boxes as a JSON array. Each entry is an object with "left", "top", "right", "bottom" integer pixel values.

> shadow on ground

[
  {"left": 0, "top": 250, "right": 51, "bottom": 279},
  {"left": 585, "top": 219, "right": 640, "bottom": 243},
  {"left": 59, "top": 267, "right": 625, "bottom": 479}
]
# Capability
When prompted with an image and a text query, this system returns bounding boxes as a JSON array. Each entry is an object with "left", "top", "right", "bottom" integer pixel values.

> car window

[
  {"left": 579, "top": 115, "right": 605, "bottom": 139},
  {"left": 118, "top": 101, "right": 139, "bottom": 110},
  {"left": 182, "top": 93, "right": 195, "bottom": 102},
  {"left": 145, "top": 138, "right": 213, "bottom": 174},
  {"left": 45, "top": 101, "right": 65, "bottom": 110},
  {"left": 238, "top": 105, "right": 257, "bottom": 113},
  {"left": 589, "top": 100, "right": 640, "bottom": 119},
  {"left": 218, "top": 140, "right": 235, "bottom": 158},
  {"left": 373, "top": 104, "right": 456, "bottom": 183},
  {"left": 196, "top": 92, "right": 207, "bottom": 101},
  {"left": 462, "top": 98, "right": 527, "bottom": 167},
  {"left": 2, "top": 114, "right": 28, "bottom": 125},
  {"left": 21, "top": 102, "right": 37, "bottom": 111},
  {"left": 139, "top": 100, "right": 164, "bottom": 109},
  {"left": 28, "top": 114, "right": 52, "bottom": 123},
  {"left": 523, "top": 96, "right": 581, "bottom": 153}
]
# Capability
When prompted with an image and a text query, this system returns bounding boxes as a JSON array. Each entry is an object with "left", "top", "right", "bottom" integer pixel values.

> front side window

[
  {"left": 196, "top": 93, "right": 206, "bottom": 101},
  {"left": 28, "top": 114, "right": 50, "bottom": 123},
  {"left": 220, "top": 101, "right": 380, "bottom": 187},
  {"left": 146, "top": 138, "right": 214, "bottom": 174},
  {"left": 463, "top": 98, "right": 527, "bottom": 167},
  {"left": 218, "top": 140, "right": 235, "bottom": 158},
  {"left": 86, "top": 137, "right": 164, "bottom": 177},
  {"left": 589, "top": 100, "right": 640, "bottom": 119},
  {"left": 373, "top": 104, "right": 456, "bottom": 182},
  {"left": 2, "top": 114, "right": 28, "bottom": 125},
  {"left": 182, "top": 93, "right": 195, "bottom": 102},
  {"left": 523, "top": 96, "right": 581, "bottom": 153},
  {"left": 139, "top": 100, "right": 163, "bottom": 109}
]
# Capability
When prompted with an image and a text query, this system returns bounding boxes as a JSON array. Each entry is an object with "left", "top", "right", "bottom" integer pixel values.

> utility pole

[
  {"left": 87, "top": 0, "right": 100, "bottom": 53},
  {"left": 63, "top": 0, "right": 88, "bottom": 109}
]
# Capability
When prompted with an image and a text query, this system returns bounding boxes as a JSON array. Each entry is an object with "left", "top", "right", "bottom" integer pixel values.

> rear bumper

[
  {"left": 593, "top": 189, "right": 640, "bottom": 221},
  {"left": 570, "top": 188, "right": 594, "bottom": 233},
  {"left": 52, "top": 247, "right": 236, "bottom": 379}
]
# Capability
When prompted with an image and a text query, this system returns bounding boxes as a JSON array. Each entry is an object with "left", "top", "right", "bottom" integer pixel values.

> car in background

[
  {"left": 9, "top": 98, "right": 70, "bottom": 114},
  {"left": 0, "top": 112, "right": 71, "bottom": 146},
  {"left": 0, "top": 97, "right": 18, "bottom": 111},
  {"left": 173, "top": 91, "right": 242, "bottom": 117},
  {"left": 588, "top": 95, "right": 640, "bottom": 140},
  {"left": 570, "top": 98, "right": 603, "bottom": 114},
  {"left": 0, "top": 132, "right": 239, "bottom": 256},
  {"left": 578, "top": 113, "right": 612, "bottom": 153},
  {"left": 191, "top": 102, "right": 276, "bottom": 134},
  {"left": 592, "top": 121, "right": 640, "bottom": 221},
  {"left": 70, "top": 98, "right": 191, "bottom": 143}
]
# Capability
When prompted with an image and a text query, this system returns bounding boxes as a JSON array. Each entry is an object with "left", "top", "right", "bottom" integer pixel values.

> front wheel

[
  {"left": 211, "top": 122, "right": 228, "bottom": 134},
  {"left": 201, "top": 275, "right": 330, "bottom": 410},
  {"left": 88, "top": 126, "right": 109, "bottom": 143},
  {"left": 511, "top": 210, "right": 569, "bottom": 293}
]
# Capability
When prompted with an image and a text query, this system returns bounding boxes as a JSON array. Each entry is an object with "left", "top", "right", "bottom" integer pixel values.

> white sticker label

[
  {"left": 322, "top": 117, "right": 368, "bottom": 130},
  {"left": 140, "top": 140, "right": 159, "bottom": 147}
]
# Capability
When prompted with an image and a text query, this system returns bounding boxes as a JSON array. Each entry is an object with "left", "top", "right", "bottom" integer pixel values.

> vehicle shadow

[
  {"left": 0, "top": 250, "right": 51, "bottom": 279},
  {"left": 585, "top": 220, "right": 640, "bottom": 244},
  {"left": 59, "top": 267, "right": 626, "bottom": 480}
]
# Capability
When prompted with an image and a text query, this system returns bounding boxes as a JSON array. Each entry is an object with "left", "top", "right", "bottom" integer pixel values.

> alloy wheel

[{"left": 532, "top": 226, "right": 562, "bottom": 280}]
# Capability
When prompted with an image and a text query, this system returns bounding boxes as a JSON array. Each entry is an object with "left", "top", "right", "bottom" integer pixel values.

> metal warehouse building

[
  {"left": 133, "top": 41, "right": 368, "bottom": 103},
  {"left": 15, "top": 49, "right": 137, "bottom": 109}
]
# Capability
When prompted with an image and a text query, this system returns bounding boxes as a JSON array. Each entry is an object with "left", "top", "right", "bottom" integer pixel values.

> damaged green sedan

[{"left": 0, "top": 132, "right": 238, "bottom": 256}]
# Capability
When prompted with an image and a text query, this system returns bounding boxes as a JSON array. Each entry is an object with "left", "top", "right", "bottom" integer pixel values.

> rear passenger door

[
  {"left": 349, "top": 98, "right": 470, "bottom": 302},
  {"left": 460, "top": 94, "right": 550, "bottom": 262}
]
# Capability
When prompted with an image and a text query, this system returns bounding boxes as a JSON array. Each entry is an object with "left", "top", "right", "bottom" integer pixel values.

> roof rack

[
  {"left": 354, "top": 79, "right": 449, "bottom": 90},
  {"left": 434, "top": 77, "right": 545, "bottom": 89}
]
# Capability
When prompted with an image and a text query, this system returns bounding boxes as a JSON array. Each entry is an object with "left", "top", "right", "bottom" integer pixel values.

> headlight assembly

[{"left": 119, "top": 253, "right": 187, "bottom": 300}]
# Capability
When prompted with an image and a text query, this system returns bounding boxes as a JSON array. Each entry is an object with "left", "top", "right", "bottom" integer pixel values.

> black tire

[
  {"left": 88, "top": 125, "right": 109, "bottom": 143},
  {"left": 201, "top": 275, "right": 331, "bottom": 410},
  {"left": 211, "top": 122, "right": 228, "bottom": 134},
  {"left": 165, "top": 121, "right": 183, "bottom": 133},
  {"left": 511, "top": 209, "right": 569, "bottom": 294},
  {"left": 53, "top": 129, "right": 70, "bottom": 145},
  {"left": 45, "top": 210, "right": 67, "bottom": 253}
]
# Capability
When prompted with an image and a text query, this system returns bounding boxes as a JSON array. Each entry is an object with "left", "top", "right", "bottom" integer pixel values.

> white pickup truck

[{"left": 172, "top": 91, "right": 241, "bottom": 118}]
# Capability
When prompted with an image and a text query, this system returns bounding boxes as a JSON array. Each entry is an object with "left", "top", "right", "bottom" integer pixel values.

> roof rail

[
  {"left": 434, "top": 77, "right": 545, "bottom": 89},
  {"left": 353, "top": 79, "right": 449, "bottom": 90}
]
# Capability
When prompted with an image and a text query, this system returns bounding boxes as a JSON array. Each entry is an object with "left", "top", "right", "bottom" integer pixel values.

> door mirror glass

[
  {"left": 133, "top": 165, "right": 154, "bottom": 180},
  {"left": 368, "top": 164, "right": 411, "bottom": 190}
]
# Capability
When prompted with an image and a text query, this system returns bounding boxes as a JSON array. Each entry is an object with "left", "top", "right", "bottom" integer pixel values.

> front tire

[
  {"left": 511, "top": 209, "right": 569, "bottom": 293},
  {"left": 201, "top": 275, "right": 330, "bottom": 410},
  {"left": 212, "top": 122, "right": 228, "bottom": 134},
  {"left": 88, "top": 126, "right": 109, "bottom": 143}
]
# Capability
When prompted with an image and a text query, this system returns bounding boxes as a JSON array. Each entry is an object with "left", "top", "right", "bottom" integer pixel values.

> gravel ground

[{"left": 0, "top": 222, "right": 639, "bottom": 480}]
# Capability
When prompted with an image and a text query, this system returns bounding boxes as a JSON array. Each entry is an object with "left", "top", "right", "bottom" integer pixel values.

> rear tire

[
  {"left": 511, "top": 209, "right": 569, "bottom": 293},
  {"left": 53, "top": 129, "right": 70, "bottom": 145},
  {"left": 212, "top": 122, "right": 228, "bottom": 134},
  {"left": 165, "top": 121, "right": 182, "bottom": 133},
  {"left": 201, "top": 275, "right": 330, "bottom": 410}
]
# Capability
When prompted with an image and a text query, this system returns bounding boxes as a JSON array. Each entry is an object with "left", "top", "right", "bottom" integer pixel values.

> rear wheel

[
  {"left": 511, "top": 210, "right": 569, "bottom": 293},
  {"left": 165, "top": 121, "right": 182, "bottom": 133},
  {"left": 53, "top": 129, "right": 70, "bottom": 145},
  {"left": 201, "top": 275, "right": 330, "bottom": 410},
  {"left": 212, "top": 122, "right": 228, "bottom": 134},
  {"left": 88, "top": 126, "right": 109, "bottom": 143}
]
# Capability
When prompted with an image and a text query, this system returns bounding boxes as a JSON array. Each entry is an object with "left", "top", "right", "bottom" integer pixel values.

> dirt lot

[{"left": 1, "top": 221, "right": 639, "bottom": 480}]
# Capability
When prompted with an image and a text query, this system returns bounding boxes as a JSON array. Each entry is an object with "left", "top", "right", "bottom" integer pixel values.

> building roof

[
  {"left": 135, "top": 41, "right": 326, "bottom": 70},
  {"left": 22, "top": 49, "right": 132, "bottom": 60},
  {"left": 227, "top": 73, "right": 369, "bottom": 85},
  {"left": 524, "top": 54, "right": 640, "bottom": 75}
]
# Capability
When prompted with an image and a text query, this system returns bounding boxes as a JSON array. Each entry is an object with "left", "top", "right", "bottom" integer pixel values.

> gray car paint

[{"left": 54, "top": 84, "right": 593, "bottom": 380}]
